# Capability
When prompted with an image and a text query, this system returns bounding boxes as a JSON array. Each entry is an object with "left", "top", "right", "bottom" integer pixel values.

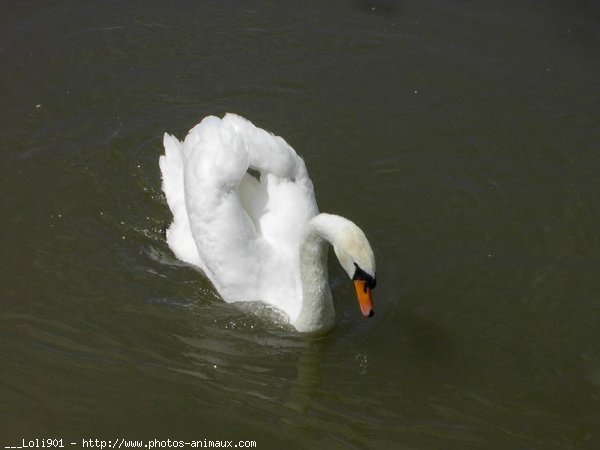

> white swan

[{"left": 159, "top": 113, "right": 376, "bottom": 332}]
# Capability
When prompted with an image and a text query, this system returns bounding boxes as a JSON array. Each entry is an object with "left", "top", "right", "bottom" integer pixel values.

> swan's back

[{"left": 160, "top": 114, "right": 318, "bottom": 314}]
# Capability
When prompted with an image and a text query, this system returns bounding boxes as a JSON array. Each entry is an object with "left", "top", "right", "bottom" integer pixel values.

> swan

[{"left": 159, "top": 113, "right": 376, "bottom": 332}]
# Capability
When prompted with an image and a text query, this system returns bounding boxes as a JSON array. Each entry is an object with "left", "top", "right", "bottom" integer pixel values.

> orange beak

[{"left": 354, "top": 280, "right": 374, "bottom": 317}]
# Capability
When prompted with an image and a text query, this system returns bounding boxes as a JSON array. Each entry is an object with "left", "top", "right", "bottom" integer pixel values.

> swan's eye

[{"left": 352, "top": 263, "right": 376, "bottom": 290}]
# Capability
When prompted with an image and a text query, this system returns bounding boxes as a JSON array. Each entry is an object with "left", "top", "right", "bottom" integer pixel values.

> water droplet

[{"left": 355, "top": 353, "right": 369, "bottom": 375}]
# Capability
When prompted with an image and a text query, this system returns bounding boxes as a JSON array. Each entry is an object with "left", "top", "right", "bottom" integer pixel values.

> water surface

[{"left": 2, "top": 1, "right": 599, "bottom": 448}]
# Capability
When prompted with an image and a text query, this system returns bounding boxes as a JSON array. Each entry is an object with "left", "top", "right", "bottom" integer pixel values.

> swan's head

[{"left": 331, "top": 221, "right": 376, "bottom": 318}]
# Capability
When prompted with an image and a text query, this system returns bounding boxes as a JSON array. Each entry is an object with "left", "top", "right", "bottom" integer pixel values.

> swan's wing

[
  {"left": 161, "top": 114, "right": 318, "bottom": 307},
  {"left": 179, "top": 116, "right": 268, "bottom": 300},
  {"left": 223, "top": 114, "right": 319, "bottom": 248},
  {"left": 223, "top": 113, "right": 298, "bottom": 179}
]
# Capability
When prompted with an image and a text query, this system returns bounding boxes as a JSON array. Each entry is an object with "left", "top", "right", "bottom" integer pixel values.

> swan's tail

[{"left": 159, "top": 133, "right": 202, "bottom": 267}]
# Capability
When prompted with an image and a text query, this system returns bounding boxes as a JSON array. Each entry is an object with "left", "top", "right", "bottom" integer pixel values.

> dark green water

[{"left": 2, "top": 1, "right": 599, "bottom": 448}]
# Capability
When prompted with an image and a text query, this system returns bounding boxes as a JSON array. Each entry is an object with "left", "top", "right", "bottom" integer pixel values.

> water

[{"left": 2, "top": 1, "right": 599, "bottom": 448}]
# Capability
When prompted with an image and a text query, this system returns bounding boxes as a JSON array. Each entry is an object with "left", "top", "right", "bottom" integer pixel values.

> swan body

[{"left": 159, "top": 113, "right": 376, "bottom": 332}]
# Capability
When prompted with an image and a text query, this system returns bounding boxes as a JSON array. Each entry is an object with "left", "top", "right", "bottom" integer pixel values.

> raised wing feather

[{"left": 161, "top": 114, "right": 318, "bottom": 307}]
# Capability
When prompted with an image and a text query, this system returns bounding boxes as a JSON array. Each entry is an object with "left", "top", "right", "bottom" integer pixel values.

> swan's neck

[{"left": 296, "top": 214, "right": 340, "bottom": 332}]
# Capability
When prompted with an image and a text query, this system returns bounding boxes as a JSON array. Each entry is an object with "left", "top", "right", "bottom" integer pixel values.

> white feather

[{"left": 160, "top": 114, "right": 375, "bottom": 332}]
